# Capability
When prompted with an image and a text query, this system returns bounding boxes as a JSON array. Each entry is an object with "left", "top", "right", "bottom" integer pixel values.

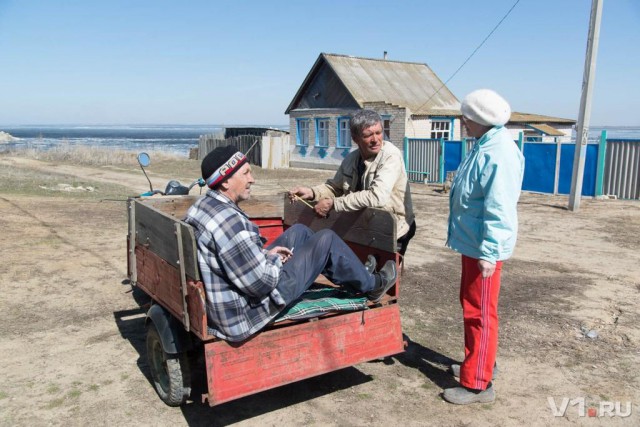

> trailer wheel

[{"left": 146, "top": 323, "right": 191, "bottom": 406}]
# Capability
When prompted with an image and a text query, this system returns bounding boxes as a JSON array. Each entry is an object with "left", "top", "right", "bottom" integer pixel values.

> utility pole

[{"left": 569, "top": 0, "right": 603, "bottom": 211}]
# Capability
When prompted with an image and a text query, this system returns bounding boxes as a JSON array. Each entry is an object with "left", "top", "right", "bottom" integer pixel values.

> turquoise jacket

[{"left": 446, "top": 126, "right": 525, "bottom": 263}]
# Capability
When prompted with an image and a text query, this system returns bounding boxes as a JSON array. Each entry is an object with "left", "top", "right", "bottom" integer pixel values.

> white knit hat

[{"left": 461, "top": 89, "right": 511, "bottom": 127}]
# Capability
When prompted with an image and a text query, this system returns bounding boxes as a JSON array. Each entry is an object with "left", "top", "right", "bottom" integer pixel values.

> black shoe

[
  {"left": 367, "top": 260, "right": 397, "bottom": 303},
  {"left": 364, "top": 255, "right": 377, "bottom": 274}
]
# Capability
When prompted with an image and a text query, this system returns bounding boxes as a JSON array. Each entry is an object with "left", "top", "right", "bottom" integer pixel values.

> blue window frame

[
  {"left": 336, "top": 117, "right": 351, "bottom": 148},
  {"left": 315, "top": 118, "right": 330, "bottom": 147},
  {"left": 296, "top": 118, "right": 310, "bottom": 146}
]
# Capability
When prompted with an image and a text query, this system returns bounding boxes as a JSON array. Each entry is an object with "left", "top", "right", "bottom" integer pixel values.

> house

[
  {"left": 504, "top": 112, "right": 575, "bottom": 143},
  {"left": 285, "top": 52, "right": 575, "bottom": 169},
  {"left": 285, "top": 53, "right": 461, "bottom": 169}
]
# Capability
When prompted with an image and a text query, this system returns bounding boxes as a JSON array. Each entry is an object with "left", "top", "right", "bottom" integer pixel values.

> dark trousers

[
  {"left": 267, "top": 224, "right": 375, "bottom": 305},
  {"left": 397, "top": 220, "right": 417, "bottom": 257}
]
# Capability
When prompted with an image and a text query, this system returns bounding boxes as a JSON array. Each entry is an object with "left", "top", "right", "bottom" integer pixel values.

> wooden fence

[{"left": 198, "top": 134, "right": 262, "bottom": 165}]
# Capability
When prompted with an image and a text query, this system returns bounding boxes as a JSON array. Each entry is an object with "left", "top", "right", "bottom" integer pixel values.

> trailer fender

[{"left": 146, "top": 304, "right": 192, "bottom": 354}]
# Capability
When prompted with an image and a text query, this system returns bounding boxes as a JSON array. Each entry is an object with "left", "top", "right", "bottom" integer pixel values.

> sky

[{"left": 0, "top": 0, "right": 638, "bottom": 126}]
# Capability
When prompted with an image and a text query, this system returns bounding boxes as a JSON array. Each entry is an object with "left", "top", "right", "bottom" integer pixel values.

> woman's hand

[{"left": 477, "top": 259, "right": 496, "bottom": 278}]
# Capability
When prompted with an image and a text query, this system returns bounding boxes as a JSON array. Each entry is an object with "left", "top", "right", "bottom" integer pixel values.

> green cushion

[{"left": 274, "top": 285, "right": 368, "bottom": 322}]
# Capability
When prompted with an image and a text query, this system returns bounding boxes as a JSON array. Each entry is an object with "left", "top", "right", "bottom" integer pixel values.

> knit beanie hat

[
  {"left": 461, "top": 89, "right": 511, "bottom": 127},
  {"left": 201, "top": 145, "right": 247, "bottom": 189}
]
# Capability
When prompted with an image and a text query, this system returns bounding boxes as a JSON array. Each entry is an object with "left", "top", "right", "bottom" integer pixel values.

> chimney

[{"left": 383, "top": 51, "right": 388, "bottom": 60}]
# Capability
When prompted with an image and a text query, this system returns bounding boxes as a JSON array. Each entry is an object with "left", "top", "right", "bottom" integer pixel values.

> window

[
  {"left": 337, "top": 117, "right": 351, "bottom": 148},
  {"left": 315, "top": 118, "right": 329, "bottom": 147},
  {"left": 382, "top": 115, "right": 391, "bottom": 140},
  {"left": 524, "top": 130, "right": 542, "bottom": 142},
  {"left": 431, "top": 119, "right": 452, "bottom": 140},
  {"left": 296, "top": 119, "right": 309, "bottom": 146}
]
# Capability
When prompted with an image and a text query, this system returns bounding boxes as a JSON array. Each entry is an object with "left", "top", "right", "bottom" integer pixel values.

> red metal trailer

[{"left": 127, "top": 194, "right": 404, "bottom": 406}]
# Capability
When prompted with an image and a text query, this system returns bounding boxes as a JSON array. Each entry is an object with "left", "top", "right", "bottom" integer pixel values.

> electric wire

[{"left": 416, "top": 0, "right": 522, "bottom": 112}]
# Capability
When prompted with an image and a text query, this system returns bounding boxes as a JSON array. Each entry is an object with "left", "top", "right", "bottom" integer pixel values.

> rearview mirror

[{"left": 137, "top": 152, "right": 150, "bottom": 167}]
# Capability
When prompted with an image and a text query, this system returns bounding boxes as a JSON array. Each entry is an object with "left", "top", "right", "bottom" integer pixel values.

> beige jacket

[{"left": 311, "top": 141, "right": 414, "bottom": 238}]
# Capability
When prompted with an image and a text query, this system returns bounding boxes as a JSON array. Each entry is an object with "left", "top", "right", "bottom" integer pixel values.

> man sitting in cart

[{"left": 184, "top": 145, "right": 397, "bottom": 343}]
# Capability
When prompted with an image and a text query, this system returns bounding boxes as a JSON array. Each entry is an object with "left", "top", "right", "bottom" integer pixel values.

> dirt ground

[{"left": 0, "top": 154, "right": 639, "bottom": 426}]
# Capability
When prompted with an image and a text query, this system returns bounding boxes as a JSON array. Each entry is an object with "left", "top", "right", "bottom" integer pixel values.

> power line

[{"left": 417, "top": 0, "right": 522, "bottom": 112}]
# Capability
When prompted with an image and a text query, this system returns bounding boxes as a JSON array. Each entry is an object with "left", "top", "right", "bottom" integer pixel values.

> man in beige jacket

[{"left": 289, "top": 110, "right": 416, "bottom": 255}]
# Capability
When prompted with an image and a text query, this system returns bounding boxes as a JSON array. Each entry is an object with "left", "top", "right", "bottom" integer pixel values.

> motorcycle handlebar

[{"left": 188, "top": 178, "right": 206, "bottom": 190}]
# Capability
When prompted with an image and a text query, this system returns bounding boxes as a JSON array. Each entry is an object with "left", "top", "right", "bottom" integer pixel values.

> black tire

[{"left": 146, "top": 323, "right": 191, "bottom": 406}]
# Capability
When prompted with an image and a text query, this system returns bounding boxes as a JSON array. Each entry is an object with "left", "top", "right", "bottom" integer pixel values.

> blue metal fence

[
  {"left": 404, "top": 131, "right": 640, "bottom": 199},
  {"left": 521, "top": 143, "right": 557, "bottom": 193}
]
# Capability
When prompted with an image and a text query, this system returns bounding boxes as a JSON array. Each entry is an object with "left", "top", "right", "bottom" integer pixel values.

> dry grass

[
  {"left": 4, "top": 145, "right": 182, "bottom": 167},
  {"left": 0, "top": 144, "right": 335, "bottom": 192},
  {"left": 0, "top": 164, "right": 132, "bottom": 199}
]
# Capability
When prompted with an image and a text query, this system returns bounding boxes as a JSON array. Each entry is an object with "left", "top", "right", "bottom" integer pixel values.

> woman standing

[{"left": 443, "top": 89, "right": 525, "bottom": 405}]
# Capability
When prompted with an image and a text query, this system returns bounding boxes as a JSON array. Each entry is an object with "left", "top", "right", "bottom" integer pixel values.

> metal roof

[
  {"left": 510, "top": 112, "right": 575, "bottom": 124},
  {"left": 527, "top": 123, "right": 566, "bottom": 136},
  {"left": 286, "top": 53, "right": 577, "bottom": 125},
  {"left": 287, "top": 53, "right": 460, "bottom": 115}
]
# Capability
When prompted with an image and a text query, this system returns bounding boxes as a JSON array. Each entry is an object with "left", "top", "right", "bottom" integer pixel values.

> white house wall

[{"left": 406, "top": 116, "right": 463, "bottom": 140}]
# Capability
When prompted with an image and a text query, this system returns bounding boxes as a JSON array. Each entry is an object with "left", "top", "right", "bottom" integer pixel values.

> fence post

[
  {"left": 439, "top": 138, "right": 445, "bottom": 183},
  {"left": 461, "top": 138, "right": 468, "bottom": 160},
  {"left": 403, "top": 137, "right": 409, "bottom": 175},
  {"left": 517, "top": 132, "right": 524, "bottom": 151},
  {"left": 595, "top": 129, "right": 607, "bottom": 196},
  {"left": 553, "top": 138, "right": 562, "bottom": 195}
]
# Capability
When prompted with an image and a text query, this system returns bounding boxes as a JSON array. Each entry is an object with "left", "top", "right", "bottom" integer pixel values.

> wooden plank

[
  {"left": 239, "top": 194, "right": 283, "bottom": 218},
  {"left": 141, "top": 194, "right": 284, "bottom": 219},
  {"left": 284, "top": 199, "right": 397, "bottom": 253},
  {"left": 135, "top": 246, "right": 183, "bottom": 320},
  {"left": 141, "top": 195, "right": 200, "bottom": 218},
  {"left": 134, "top": 201, "right": 181, "bottom": 270},
  {"left": 177, "top": 222, "right": 200, "bottom": 281},
  {"left": 134, "top": 200, "right": 200, "bottom": 280},
  {"left": 203, "top": 303, "right": 403, "bottom": 406},
  {"left": 127, "top": 198, "right": 137, "bottom": 283},
  {"left": 175, "top": 223, "right": 190, "bottom": 331},
  {"left": 186, "top": 280, "right": 213, "bottom": 340}
]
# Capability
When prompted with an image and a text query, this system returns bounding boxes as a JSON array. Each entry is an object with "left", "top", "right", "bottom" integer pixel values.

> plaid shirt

[{"left": 184, "top": 190, "right": 285, "bottom": 342}]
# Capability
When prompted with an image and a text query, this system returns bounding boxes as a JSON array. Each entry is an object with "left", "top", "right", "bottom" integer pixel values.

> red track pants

[{"left": 459, "top": 255, "right": 502, "bottom": 390}]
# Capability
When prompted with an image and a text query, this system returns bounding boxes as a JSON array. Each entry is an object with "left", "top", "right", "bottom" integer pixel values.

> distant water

[
  {"left": 0, "top": 124, "right": 636, "bottom": 156},
  {"left": 0, "top": 124, "right": 288, "bottom": 156},
  {"left": 586, "top": 126, "right": 640, "bottom": 141}
]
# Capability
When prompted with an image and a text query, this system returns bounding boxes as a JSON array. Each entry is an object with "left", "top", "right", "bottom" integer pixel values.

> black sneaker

[
  {"left": 367, "top": 260, "right": 397, "bottom": 303},
  {"left": 364, "top": 255, "right": 377, "bottom": 274}
]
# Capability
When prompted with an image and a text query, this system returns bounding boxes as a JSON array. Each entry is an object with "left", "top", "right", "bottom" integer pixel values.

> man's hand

[
  {"left": 288, "top": 186, "right": 313, "bottom": 203},
  {"left": 268, "top": 246, "right": 293, "bottom": 264},
  {"left": 478, "top": 259, "right": 496, "bottom": 278},
  {"left": 314, "top": 198, "right": 333, "bottom": 218}
]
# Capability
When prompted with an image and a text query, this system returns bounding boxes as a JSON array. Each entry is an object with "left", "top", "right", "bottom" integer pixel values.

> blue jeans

[{"left": 267, "top": 224, "right": 376, "bottom": 305}]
